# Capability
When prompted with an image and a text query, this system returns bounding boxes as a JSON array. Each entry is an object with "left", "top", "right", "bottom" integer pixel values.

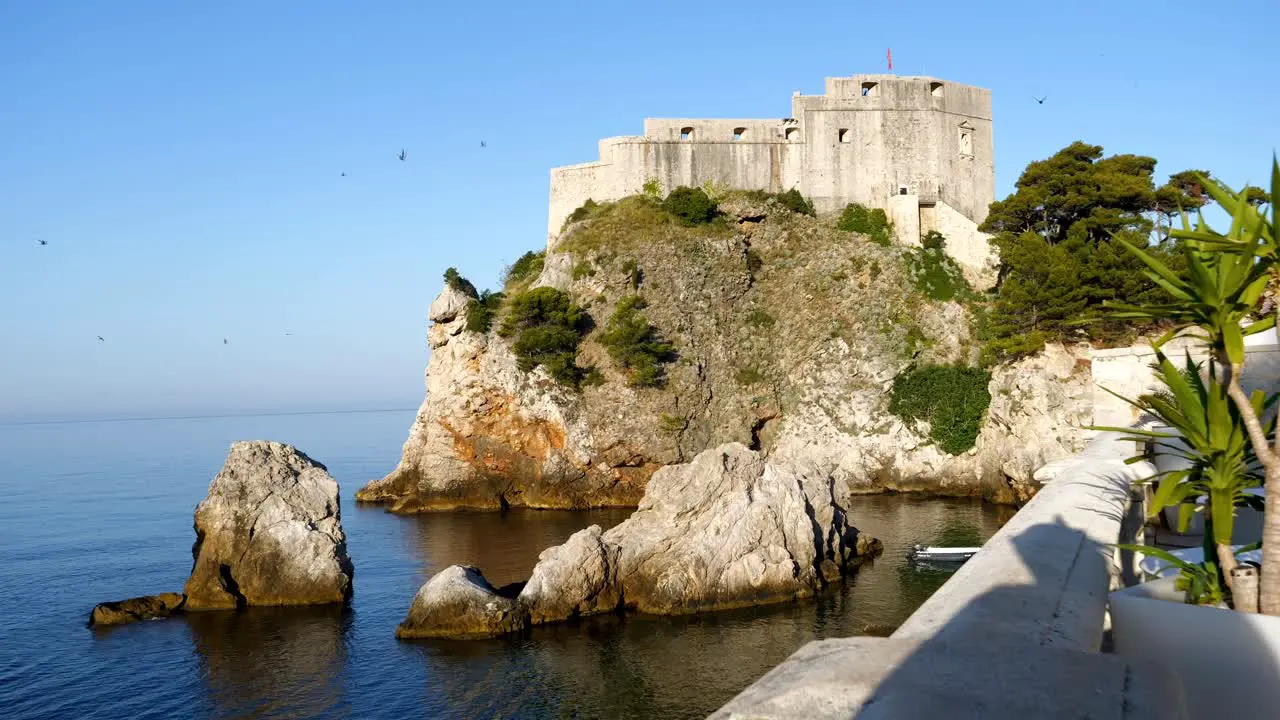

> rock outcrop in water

[
  {"left": 88, "top": 593, "right": 186, "bottom": 627},
  {"left": 359, "top": 195, "right": 1094, "bottom": 513},
  {"left": 89, "top": 441, "right": 354, "bottom": 626},
  {"left": 396, "top": 443, "right": 883, "bottom": 639},
  {"left": 396, "top": 565, "right": 524, "bottom": 639},
  {"left": 184, "top": 441, "right": 354, "bottom": 609}
]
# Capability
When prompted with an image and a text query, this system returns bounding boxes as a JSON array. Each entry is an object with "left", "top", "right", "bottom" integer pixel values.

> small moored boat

[{"left": 907, "top": 544, "right": 981, "bottom": 564}]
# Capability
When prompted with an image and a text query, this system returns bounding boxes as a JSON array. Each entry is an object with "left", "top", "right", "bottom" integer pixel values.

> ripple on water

[{"left": 0, "top": 411, "right": 1010, "bottom": 719}]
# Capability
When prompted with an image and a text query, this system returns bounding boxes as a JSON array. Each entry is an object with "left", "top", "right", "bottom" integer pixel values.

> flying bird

[
  {"left": 480, "top": 141, "right": 486, "bottom": 148},
  {"left": 1034, "top": 95, "right": 1047, "bottom": 105},
  {"left": 341, "top": 172, "right": 347, "bottom": 177},
  {"left": 37, "top": 239, "right": 47, "bottom": 246},
  {"left": 397, "top": 149, "right": 407, "bottom": 161},
  {"left": 97, "top": 336, "right": 105, "bottom": 342},
  {"left": 223, "top": 338, "right": 228, "bottom": 345}
]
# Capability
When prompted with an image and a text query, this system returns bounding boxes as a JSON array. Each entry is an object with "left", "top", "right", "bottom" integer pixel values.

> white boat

[{"left": 907, "top": 544, "right": 981, "bottom": 564}]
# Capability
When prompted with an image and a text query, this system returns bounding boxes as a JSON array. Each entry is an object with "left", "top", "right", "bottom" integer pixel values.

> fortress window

[
  {"left": 838, "top": 128, "right": 850, "bottom": 143},
  {"left": 785, "top": 127, "right": 800, "bottom": 141},
  {"left": 733, "top": 127, "right": 746, "bottom": 141},
  {"left": 899, "top": 186, "right": 909, "bottom": 196},
  {"left": 861, "top": 81, "right": 878, "bottom": 96},
  {"left": 680, "top": 126, "right": 694, "bottom": 141},
  {"left": 930, "top": 81, "right": 944, "bottom": 97},
  {"left": 958, "top": 124, "right": 974, "bottom": 158}
]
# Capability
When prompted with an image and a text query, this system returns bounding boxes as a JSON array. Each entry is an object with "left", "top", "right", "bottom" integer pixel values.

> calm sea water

[{"left": 0, "top": 410, "right": 1011, "bottom": 719}]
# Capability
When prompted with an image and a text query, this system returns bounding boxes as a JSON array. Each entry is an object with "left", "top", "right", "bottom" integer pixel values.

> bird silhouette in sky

[
  {"left": 223, "top": 338, "right": 228, "bottom": 345},
  {"left": 398, "top": 149, "right": 407, "bottom": 161},
  {"left": 480, "top": 141, "right": 486, "bottom": 148},
  {"left": 37, "top": 239, "right": 47, "bottom": 246},
  {"left": 1034, "top": 95, "right": 1047, "bottom": 105},
  {"left": 97, "top": 336, "right": 105, "bottom": 342},
  {"left": 341, "top": 172, "right": 347, "bottom": 177}
]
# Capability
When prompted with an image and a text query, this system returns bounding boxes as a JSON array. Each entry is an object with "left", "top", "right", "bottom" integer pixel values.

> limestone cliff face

[{"left": 360, "top": 195, "right": 1094, "bottom": 511}]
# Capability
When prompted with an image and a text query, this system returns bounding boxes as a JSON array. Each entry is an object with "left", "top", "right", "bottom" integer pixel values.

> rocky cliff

[{"left": 359, "top": 194, "right": 1094, "bottom": 512}]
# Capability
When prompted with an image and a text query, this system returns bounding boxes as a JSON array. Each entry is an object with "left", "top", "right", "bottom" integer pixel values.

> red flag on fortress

[{"left": 887, "top": 48, "right": 893, "bottom": 71}]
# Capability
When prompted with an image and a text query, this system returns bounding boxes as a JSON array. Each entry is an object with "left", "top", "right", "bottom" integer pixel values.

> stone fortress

[{"left": 548, "top": 74, "right": 998, "bottom": 282}]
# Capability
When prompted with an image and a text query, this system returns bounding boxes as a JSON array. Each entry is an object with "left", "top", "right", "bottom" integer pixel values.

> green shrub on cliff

[
  {"left": 907, "top": 234, "right": 973, "bottom": 302},
  {"left": 888, "top": 364, "right": 991, "bottom": 455},
  {"left": 564, "top": 199, "right": 602, "bottom": 228},
  {"left": 444, "top": 267, "right": 479, "bottom": 298},
  {"left": 499, "top": 287, "right": 592, "bottom": 386},
  {"left": 663, "top": 186, "right": 718, "bottom": 225},
  {"left": 775, "top": 188, "right": 816, "bottom": 216},
  {"left": 464, "top": 290, "right": 504, "bottom": 333},
  {"left": 504, "top": 251, "right": 545, "bottom": 288},
  {"left": 599, "top": 295, "right": 676, "bottom": 387},
  {"left": 837, "top": 203, "right": 893, "bottom": 246}
]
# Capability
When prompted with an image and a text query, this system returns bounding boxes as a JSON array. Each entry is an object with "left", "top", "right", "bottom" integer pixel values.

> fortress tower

[{"left": 548, "top": 74, "right": 996, "bottom": 280}]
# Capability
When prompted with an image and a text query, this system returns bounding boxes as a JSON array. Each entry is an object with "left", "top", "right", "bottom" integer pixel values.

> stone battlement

[{"left": 547, "top": 74, "right": 997, "bottom": 284}]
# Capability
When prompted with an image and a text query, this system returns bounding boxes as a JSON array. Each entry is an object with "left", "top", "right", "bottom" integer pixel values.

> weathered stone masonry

[{"left": 547, "top": 73, "right": 996, "bottom": 279}]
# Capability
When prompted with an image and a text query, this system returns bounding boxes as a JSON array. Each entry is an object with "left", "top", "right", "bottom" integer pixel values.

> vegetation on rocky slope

[
  {"left": 498, "top": 287, "right": 592, "bottom": 386},
  {"left": 598, "top": 295, "right": 677, "bottom": 387},
  {"left": 888, "top": 364, "right": 992, "bottom": 454}
]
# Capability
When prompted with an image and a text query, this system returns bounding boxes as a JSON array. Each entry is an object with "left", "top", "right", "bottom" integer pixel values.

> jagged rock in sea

[
  {"left": 183, "top": 441, "right": 354, "bottom": 609},
  {"left": 396, "top": 565, "right": 524, "bottom": 639},
  {"left": 359, "top": 195, "right": 1094, "bottom": 513},
  {"left": 519, "top": 524, "right": 621, "bottom": 625},
  {"left": 397, "top": 444, "right": 882, "bottom": 638},
  {"left": 88, "top": 593, "right": 186, "bottom": 627},
  {"left": 88, "top": 441, "right": 354, "bottom": 626}
]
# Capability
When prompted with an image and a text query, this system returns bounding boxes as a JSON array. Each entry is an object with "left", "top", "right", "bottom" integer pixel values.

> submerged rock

[
  {"left": 183, "top": 441, "right": 354, "bottom": 609},
  {"left": 398, "top": 444, "right": 882, "bottom": 639},
  {"left": 396, "top": 565, "right": 524, "bottom": 639},
  {"left": 88, "top": 593, "right": 185, "bottom": 627}
]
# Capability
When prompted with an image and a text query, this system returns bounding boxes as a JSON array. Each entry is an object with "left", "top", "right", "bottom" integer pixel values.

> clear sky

[{"left": 1, "top": 0, "right": 1276, "bottom": 422}]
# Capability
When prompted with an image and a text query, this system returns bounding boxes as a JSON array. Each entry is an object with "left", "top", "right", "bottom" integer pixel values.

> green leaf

[{"left": 1224, "top": 322, "right": 1245, "bottom": 365}]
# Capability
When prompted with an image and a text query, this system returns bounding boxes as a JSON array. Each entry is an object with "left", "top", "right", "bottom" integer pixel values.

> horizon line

[{"left": 0, "top": 407, "right": 419, "bottom": 428}]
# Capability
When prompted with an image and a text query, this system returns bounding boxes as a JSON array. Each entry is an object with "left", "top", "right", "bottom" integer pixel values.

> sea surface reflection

[{"left": 0, "top": 411, "right": 1010, "bottom": 719}]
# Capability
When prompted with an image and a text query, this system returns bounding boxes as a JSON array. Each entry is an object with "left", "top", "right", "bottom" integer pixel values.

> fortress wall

[
  {"left": 933, "top": 200, "right": 998, "bottom": 289},
  {"left": 548, "top": 75, "right": 996, "bottom": 265}
]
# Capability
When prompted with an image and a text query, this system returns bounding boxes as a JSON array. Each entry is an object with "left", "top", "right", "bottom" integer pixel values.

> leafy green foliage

[
  {"left": 642, "top": 178, "right": 663, "bottom": 199},
  {"left": 565, "top": 199, "right": 601, "bottom": 228},
  {"left": 464, "top": 290, "right": 504, "bottom": 333},
  {"left": 598, "top": 295, "right": 676, "bottom": 387},
  {"left": 979, "top": 141, "right": 1190, "bottom": 360},
  {"left": 746, "top": 309, "right": 776, "bottom": 328},
  {"left": 837, "top": 203, "right": 894, "bottom": 246},
  {"left": 662, "top": 186, "right": 718, "bottom": 225},
  {"left": 504, "top": 251, "right": 545, "bottom": 287},
  {"left": 1093, "top": 352, "right": 1268, "bottom": 548},
  {"left": 775, "top": 188, "right": 816, "bottom": 216},
  {"left": 1096, "top": 165, "right": 1280, "bottom": 609},
  {"left": 907, "top": 235, "right": 972, "bottom": 302},
  {"left": 735, "top": 366, "right": 765, "bottom": 385},
  {"left": 889, "top": 365, "right": 992, "bottom": 455},
  {"left": 572, "top": 261, "right": 597, "bottom": 280},
  {"left": 443, "top": 267, "right": 478, "bottom": 299},
  {"left": 499, "top": 287, "right": 592, "bottom": 386}
]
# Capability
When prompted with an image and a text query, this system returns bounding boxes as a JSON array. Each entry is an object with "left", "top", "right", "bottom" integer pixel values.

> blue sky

[{"left": 1, "top": 1, "right": 1276, "bottom": 422}]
